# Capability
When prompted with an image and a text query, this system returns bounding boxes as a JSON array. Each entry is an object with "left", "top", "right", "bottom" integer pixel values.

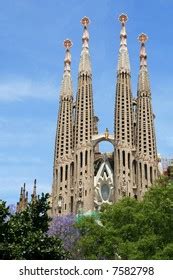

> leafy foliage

[
  {"left": 0, "top": 200, "right": 11, "bottom": 258},
  {"left": 75, "top": 177, "right": 173, "bottom": 259},
  {"left": 0, "top": 194, "right": 69, "bottom": 260},
  {"left": 1, "top": 177, "right": 173, "bottom": 260}
]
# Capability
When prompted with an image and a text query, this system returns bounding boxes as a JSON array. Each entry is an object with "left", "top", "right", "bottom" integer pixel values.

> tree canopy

[
  {"left": 1, "top": 177, "right": 173, "bottom": 260},
  {"left": 75, "top": 177, "right": 173, "bottom": 259},
  {"left": 0, "top": 194, "right": 69, "bottom": 260}
]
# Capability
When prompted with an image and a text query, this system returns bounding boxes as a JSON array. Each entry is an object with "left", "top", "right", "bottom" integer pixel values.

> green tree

[
  {"left": 76, "top": 216, "right": 118, "bottom": 259},
  {"left": 0, "top": 200, "right": 11, "bottom": 258},
  {"left": 76, "top": 177, "right": 173, "bottom": 260},
  {"left": 0, "top": 194, "right": 69, "bottom": 260}
]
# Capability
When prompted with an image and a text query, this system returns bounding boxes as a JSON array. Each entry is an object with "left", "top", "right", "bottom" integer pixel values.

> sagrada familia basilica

[{"left": 17, "top": 14, "right": 159, "bottom": 216}]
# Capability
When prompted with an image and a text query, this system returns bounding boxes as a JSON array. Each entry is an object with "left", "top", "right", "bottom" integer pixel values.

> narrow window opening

[
  {"left": 71, "top": 162, "right": 74, "bottom": 177},
  {"left": 128, "top": 153, "right": 130, "bottom": 169},
  {"left": 70, "top": 196, "right": 74, "bottom": 213},
  {"left": 150, "top": 166, "right": 153, "bottom": 184},
  {"left": 122, "top": 151, "right": 125, "bottom": 167},
  {"left": 65, "top": 165, "right": 68, "bottom": 180},
  {"left": 60, "top": 166, "right": 63, "bottom": 182},
  {"left": 80, "top": 152, "right": 83, "bottom": 168},
  {"left": 85, "top": 150, "right": 88, "bottom": 166},
  {"left": 144, "top": 164, "right": 148, "bottom": 180},
  {"left": 139, "top": 163, "right": 142, "bottom": 184}
]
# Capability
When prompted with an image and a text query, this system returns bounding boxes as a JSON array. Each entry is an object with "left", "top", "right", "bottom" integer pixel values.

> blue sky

[{"left": 0, "top": 0, "right": 173, "bottom": 205}]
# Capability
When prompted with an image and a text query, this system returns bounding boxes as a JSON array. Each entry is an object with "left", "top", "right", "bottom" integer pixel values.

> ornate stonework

[
  {"left": 136, "top": 33, "right": 158, "bottom": 197},
  {"left": 51, "top": 14, "right": 159, "bottom": 216},
  {"left": 16, "top": 180, "right": 37, "bottom": 212},
  {"left": 51, "top": 39, "right": 74, "bottom": 216},
  {"left": 94, "top": 154, "right": 114, "bottom": 210}
]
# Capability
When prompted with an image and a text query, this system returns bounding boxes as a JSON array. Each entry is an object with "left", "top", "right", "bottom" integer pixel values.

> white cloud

[{"left": 0, "top": 78, "right": 58, "bottom": 101}]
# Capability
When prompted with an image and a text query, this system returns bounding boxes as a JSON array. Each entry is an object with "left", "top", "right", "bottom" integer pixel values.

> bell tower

[
  {"left": 52, "top": 39, "right": 74, "bottom": 216},
  {"left": 114, "top": 14, "right": 134, "bottom": 199},
  {"left": 74, "top": 17, "right": 95, "bottom": 213},
  {"left": 136, "top": 33, "right": 158, "bottom": 197}
]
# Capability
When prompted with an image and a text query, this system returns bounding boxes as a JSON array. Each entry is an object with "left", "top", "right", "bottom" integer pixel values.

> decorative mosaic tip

[
  {"left": 119, "top": 14, "right": 128, "bottom": 23},
  {"left": 138, "top": 33, "right": 148, "bottom": 43},
  {"left": 81, "top": 16, "right": 90, "bottom": 27},
  {"left": 64, "top": 39, "right": 73, "bottom": 49}
]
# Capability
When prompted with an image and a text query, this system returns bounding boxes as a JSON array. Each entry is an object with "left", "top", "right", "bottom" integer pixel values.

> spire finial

[
  {"left": 64, "top": 39, "right": 73, "bottom": 50},
  {"left": 26, "top": 191, "right": 28, "bottom": 201},
  {"left": 117, "top": 13, "right": 130, "bottom": 72},
  {"left": 20, "top": 187, "right": 23, "bottom": 200},
  {"left": 138, "top": 33, "right": 148, "bottom": 44},
  {"left": 119, "top": 13, "right": 128, "bottom": 24},
  {"left": 32, "top": 179, "right": 37, "bottom": 202},
  {"left": 34, "top": 178, "right": 37, "bottom": 187},
  {"left": 63, "top": 39, "right": 72, "bottom": 72},
  {"left": 81, "top": 16, "right": 90, "bottom": 49},
  {"left": 138, "top": 33, "right": 148, "bottom": 67},
  {"left": 81, "top": 16, "right": 90, "bottom": 27},
  {"left": 33, "top": 179, "right": 37, "bottom": 193},
  {"left": 119, "top": 13, "right": 128, "bottom": 47},
  {"left": 78, "top": 16, "right": 91, "bottom": 74}
]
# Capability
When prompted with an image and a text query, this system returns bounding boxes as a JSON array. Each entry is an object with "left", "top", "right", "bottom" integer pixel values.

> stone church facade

[{"left": 51, "top": 14, "right": 159, "bottom": 216}]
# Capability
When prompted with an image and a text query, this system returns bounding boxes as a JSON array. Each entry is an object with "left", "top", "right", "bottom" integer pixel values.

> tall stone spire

[
  {"left": 78, "top": 16, "right": 92, "bottom": 75},
  {"left": 52, "top": 39, "right": 74, "bottom": 216},
  {"left": 16, "top": 183, "right": 28, "bottom": 213},
  {"left": 117, "top": 14, "right": 130, "bottom": 73},
  {"left": 49, "top": 14, "right": 159, "bottom": 216},
  {"left": 136, "top": 34, "right": 158, "bottom": 197},
  {"left": 114, "top": 14, "right": 134, "bottom": 200},
  {"left": 31, "top": 179, "right": 37, "bottom": 202},
  {"left": 74, "top": 16, "right": 94, "bottom": 213}
]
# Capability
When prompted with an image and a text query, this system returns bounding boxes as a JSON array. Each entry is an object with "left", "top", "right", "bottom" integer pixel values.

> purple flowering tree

[
  {"left": 8, "top": 204, "right": 16, "bottom": 215},
  {"left": 48, "top": 214, "right": 80, "bottom": 257}
]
